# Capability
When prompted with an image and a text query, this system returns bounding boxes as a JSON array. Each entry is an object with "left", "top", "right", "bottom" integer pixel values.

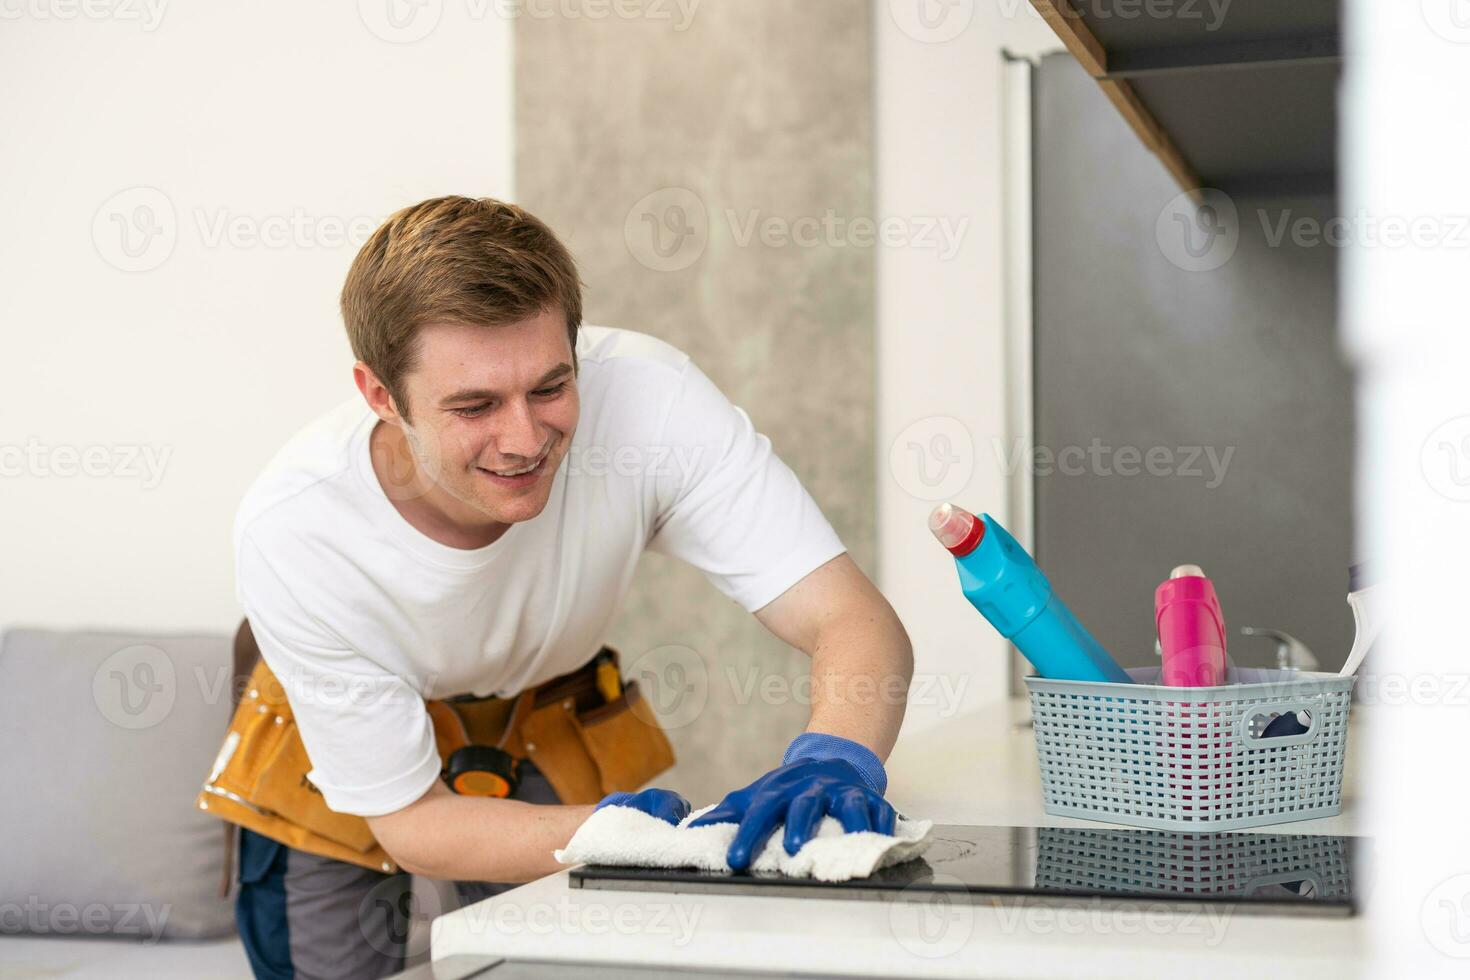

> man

[{"left": 228, "top": 195, "right": 913, "bottom": 978}]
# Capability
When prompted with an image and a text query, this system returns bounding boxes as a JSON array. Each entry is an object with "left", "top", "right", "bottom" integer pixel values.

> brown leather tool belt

[{"left": 197, "top": 621, "right": 675, "bottom": 880}]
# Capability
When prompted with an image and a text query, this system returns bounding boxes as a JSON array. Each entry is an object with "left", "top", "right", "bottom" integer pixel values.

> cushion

[{"left": 0, "top": 628, "right": 237, "bottom": 940}]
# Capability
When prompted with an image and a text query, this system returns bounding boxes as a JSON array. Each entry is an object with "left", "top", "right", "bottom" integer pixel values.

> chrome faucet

[{"left": 1239, "top": 627, "right": 1320, "bottom": 672}]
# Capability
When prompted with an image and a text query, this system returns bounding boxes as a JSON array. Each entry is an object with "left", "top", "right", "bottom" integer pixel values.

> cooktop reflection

[{"left": 569, "top": 825, "right": 1361, "bottom": 917}]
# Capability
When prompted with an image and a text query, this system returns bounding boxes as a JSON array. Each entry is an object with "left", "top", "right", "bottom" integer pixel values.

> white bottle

[{"left": 1339, "top": 563, "right": 1382, "bottom": 677}]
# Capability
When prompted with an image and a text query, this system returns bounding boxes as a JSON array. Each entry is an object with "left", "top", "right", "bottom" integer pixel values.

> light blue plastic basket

[{"left": 1024, "top": 666, "right": 1355, "bottom": 832}]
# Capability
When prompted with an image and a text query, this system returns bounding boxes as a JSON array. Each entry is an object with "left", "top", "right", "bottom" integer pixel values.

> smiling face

[{"left": 357, "top": 307, "right": 580, "bottom": 543}]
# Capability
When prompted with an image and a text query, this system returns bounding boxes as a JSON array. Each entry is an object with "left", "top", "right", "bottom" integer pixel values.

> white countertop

[{"left": 431, "top": 698, "right": 1369, "bottom": 979}]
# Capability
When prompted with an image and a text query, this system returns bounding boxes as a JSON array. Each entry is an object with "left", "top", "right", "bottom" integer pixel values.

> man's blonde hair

[{"left": 341, "top": 196, "right": 583, "bottom": 422}]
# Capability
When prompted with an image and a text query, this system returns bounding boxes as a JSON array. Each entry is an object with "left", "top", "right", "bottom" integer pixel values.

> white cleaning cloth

[{"left": 554, "top": 803, "right": 934, "bottom": 882}]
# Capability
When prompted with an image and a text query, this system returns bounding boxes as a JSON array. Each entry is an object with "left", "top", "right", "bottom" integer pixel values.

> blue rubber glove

[
  {"left": 596, "top": 788, "right": 691, "bottom": 825},
  {"left": 688, "top": 733, "right": 895, "bottom": 870}
]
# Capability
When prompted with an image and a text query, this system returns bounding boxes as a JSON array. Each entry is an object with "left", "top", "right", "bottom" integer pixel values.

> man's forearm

[
  {"left": 803, "top": 600, "right": 913, "bottom": 761},
  {"left": 368, "top": 780, "right": 595, "bottom": 882},
  {"left": 753, "top": 554, "right": 915, "bottom": 762}
]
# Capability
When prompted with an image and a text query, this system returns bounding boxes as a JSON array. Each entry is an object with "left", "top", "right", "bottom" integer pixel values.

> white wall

[
  {"left": 0, "top": 2, "right": 513, "bottom": 633},
  {"left": 874, "top": 1, "right": 1060, "bottom": 730},
  {"left": 1343, "top": 1, "right": 1470, "bottom": 974}
]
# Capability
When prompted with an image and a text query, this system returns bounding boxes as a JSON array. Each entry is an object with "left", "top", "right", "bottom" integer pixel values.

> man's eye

[
  {"left": 533, "top": 382, "right": 568, "bottom": 398},
  {"left": 453, "top": 404, "right": 490, "bottom": 419}
]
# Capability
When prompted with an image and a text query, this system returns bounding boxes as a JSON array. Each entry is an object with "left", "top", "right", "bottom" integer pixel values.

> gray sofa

[{"left": 0, "top": 627, "right": 446, "bottom": 979}]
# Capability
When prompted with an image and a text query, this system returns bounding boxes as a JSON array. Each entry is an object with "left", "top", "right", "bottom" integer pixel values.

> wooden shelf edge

[{"left": 1029, "top": 0, "right": 1204, "bottom": 199}]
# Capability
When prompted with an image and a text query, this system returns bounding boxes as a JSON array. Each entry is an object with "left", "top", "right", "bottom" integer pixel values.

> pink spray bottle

[
  {"left": 1155, "top": 564, "right": 1228, "bottom": 687},
  {"left": 1156, "top": 564, "right": 1228, "bottom": 814}
]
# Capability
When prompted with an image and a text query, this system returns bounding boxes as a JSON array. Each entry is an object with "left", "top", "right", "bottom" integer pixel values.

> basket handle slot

[
  {"left": 1239, "top": 700, "right": 1322, "bottom": 748},
  {"left": 1242, "top": 869, "right": 1326, "bottom": 899}
]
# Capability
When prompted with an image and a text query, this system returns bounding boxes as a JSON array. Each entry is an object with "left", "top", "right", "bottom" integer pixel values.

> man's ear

[{"left": 353, "top": 362, "right": 403, "bottom": 424}]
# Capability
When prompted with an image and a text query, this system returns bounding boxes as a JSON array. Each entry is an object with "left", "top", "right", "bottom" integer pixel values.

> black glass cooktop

[{"left": 569, "top": 825, "right": 1362, "bottom": 917}]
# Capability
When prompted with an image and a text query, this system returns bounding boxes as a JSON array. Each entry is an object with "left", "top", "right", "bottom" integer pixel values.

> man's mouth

[
  {"left": 477, "top": 446, "right": 552, "bottom": 484},
  {"left": 486, "top": 457, "right": 542, "bottom": 477}
]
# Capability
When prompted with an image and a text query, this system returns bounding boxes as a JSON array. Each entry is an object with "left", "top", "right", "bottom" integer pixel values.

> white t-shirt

[{"left": 234, "top": 326, "right": 845, "bottom": 817}]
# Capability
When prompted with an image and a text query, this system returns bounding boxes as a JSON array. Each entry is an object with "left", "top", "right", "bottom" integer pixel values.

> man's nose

[{"left": 497, "top": 398, "right": 545, "bottom": 458}]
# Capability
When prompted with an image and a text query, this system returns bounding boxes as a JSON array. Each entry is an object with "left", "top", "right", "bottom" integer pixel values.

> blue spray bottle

[{"left": 929, "top": 502, "right": 1132, "bottom": 684}]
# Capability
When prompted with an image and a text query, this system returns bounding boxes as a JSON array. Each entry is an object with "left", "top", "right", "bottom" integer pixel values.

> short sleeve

[
  {"left": 646, "top": 360, "right": 846, "bottom": 611},
  {"left": 236, "top": 534, "right": 440, "bottom": 817}
]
